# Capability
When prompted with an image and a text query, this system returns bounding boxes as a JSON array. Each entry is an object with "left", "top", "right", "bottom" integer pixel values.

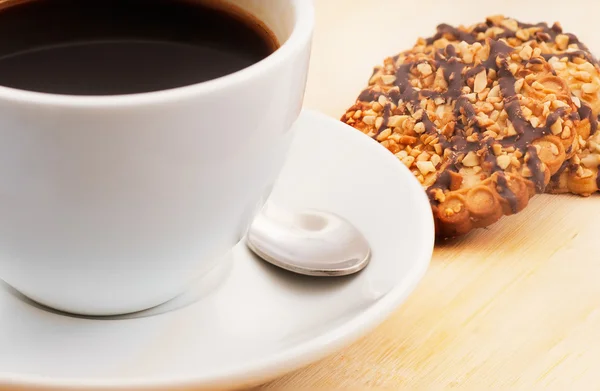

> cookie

[
  {"left": 342, "top": 35, "right": 584, "bottom": 238},
  {"left": 407, "top": 15, "right": 600, "bottom": 196},
  {"left": 543, "top": 54, "right": 600, "bottom": 195}
]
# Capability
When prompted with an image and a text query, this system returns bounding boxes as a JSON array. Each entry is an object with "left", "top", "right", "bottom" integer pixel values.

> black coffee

[{"left": 0, "top": 0, "right": 278, "bottom": 95}]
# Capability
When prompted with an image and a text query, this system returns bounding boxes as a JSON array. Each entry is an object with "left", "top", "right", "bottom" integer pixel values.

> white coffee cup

[{"left": 0, "top": 0, "right": 314, "bottom": 316}]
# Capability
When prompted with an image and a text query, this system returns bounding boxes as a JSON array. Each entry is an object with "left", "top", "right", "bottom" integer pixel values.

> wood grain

[{"left": 257, "top": 0, "right": 600, "bottom": 389}]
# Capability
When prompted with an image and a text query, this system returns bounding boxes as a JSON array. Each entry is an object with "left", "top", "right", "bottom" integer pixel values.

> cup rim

[{"left": 0, "top": 0, "right": 314, "bottom": 108}]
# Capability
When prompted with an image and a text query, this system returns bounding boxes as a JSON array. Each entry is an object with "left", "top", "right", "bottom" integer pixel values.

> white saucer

[{"left": 0, "top": 109, "right": 434, "bottom": 391}]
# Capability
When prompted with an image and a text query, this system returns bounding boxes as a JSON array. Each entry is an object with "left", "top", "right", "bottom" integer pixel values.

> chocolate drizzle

[
  {"left": 497, "top": 58, "right": 566, "bottom": 153},
  {"left": 392, "top": 35, "right": 556, "bottom": 197},
  {"left": 496, "top": 173, "right": 518, "bottom": 213},
  {"left": 427, "top": 17, "right": 600, "bottom": 68},
  {"left": 393, "top": 51, "right": 455, "bottom": 140},
  {"left": 357, "top": 17, "right": 597, "bottom": 203},
  {"left": 578, "top": 103, "right": 599, "bottom": 135},
  {"left": 526, "top": 145, "right": 545, "bottom": 192},
  {"left": 551, "top": 159, "right": 570, "bottom": 183},
  {"left": 428, "top": 168, "right": 459, "bottom": 204},
  {"left": 378, "top": 103, "right": 391, "bottom": 134},
  {"left": 358, "top": 87, "right": 382, "bottom": 103},
  {"left": 426, "top": 24, "right": 476, "bottom": 45},
  {"left": 541, "top": 51, "right": 598, "bottom": 66}
]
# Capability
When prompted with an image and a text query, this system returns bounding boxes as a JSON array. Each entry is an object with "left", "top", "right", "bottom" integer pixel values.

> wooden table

[{"left": 258, "top": 0, "right": 600, "bottom": 389}]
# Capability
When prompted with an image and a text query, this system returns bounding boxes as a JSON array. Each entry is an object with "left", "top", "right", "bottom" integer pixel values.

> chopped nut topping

[
  {"left": 416, "top": 160, "right": 436, "bottom": 175},
  {"left": 388, "top": 115, "right": 408, "bottom": 128},
  {"left": 413, "top": 122, "right": 426, "bottom": 134},
  {"left": 516, "top": 29, "right": 529, "bottom": 41},
  {"left": 497, "top": 154, "right": 512, "bottom": 169},
  {"left": 501, "top": 18, "right": 518, "bottom": 31},
  {"left": 462, "top": 151, "right": 479, "bottom": 167},
  {"left": 582, "top": 83, "right": 599, "bottom": 94},
  {"left": 376, "top": 128, "right": 391, "bottom": 141},
  {"left": 581, "top": 168, "right": 594, "bottom": 179},
  {"left": 434, "top": 189, "right": 446, "bottom": 203},
  {"left": 488, "top": 85, "right": 500, "bottom": 98},
  {"left": 530, "top": 117, "right": 540, "bottom": 128},
  {"left": 532, "top": 81, "right": 545, "bottom": 90},
  {"left": 550, "top": 118, "right": 563, "bottom": 135},
  {"left": 581, "top": 154, "right": 600, "bottom": 169},
  {"left": 343, "top": 15, "right": 595, "bottom": 239},
  {"left": 519, "top": 45, "right": 533, "bottom": 61},
  {"left": 474, "top": 70, "right": 487, "bottom": 93},
  {"left": 417, "top": 63, "right": 433, "bottom": 76},
  {"left": 416, "top": 151, "right": 431, "bottom": 162},
  {"left": 401, "top": 156, "right": 415, "bottom": 168},
  {"left": 363, "top": 115, "right": 376, "bottom": 126},
  {"left": 381, "top": 75, "right": 397, "bottom": 85},
  {"left": 514, "top": 78, "right": 525, "bottom": 93}
]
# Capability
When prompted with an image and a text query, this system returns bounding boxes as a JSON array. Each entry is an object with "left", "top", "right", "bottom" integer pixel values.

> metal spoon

[{"left": 246, "top": 203, "right": 371, "bottom": 277}]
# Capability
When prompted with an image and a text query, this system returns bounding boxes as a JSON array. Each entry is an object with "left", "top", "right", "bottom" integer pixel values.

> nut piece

[
  {"left": 488, "top": 85, "right": 500, "bottom": 98},
  {"left": 417, "top": 63, "right": 433, "bottom": 76},
  {"left": 474, "top": 70, "right": 487, "bottom": 93},
  {"left": 363, "top": 115, "right": 376, "bottom": 126},
  {"left": 462, "top": 151, "right": 479, "bottom": 167},
  {"left": 416, "top": 151, "right": 431, "bottom": 161},
  {"left": 414, "top": 122, "right": 426, "bottom": 134},
  {"left": 381, "top": 75, "right": 397, "bottom": 85},
  {"left": 388, "top": 115, "right": 408, "bottom": 128},
  {"left": 506, "top": 121, "right": 517, "bottom": 136},
  {"left": 582, "top": 83, "right": 599, "bottom": 94},
  {"left": 492, "top": 143, "right": 503, "bottom": 156},
  {"left": 401, "top": 155, "right": 415, "bottom": 168},
  {"left": 496, "top": 155, "right": 511, "bottom": 170},
  {"left": 550, "top": 118, "right": 563, "bottom": 135},
  {"left": 433, "top": 188, "right": 446, "bottom": 203},
  {"left": 519, "top": 45, "right": 533, "bottom": 61},
  {"left": 514, "top": 79, "right": 525, "bottom": 93},
  {"left": 532, "top": 81, "right": 545, "bottom": 90},
  {"left": 500, "top": 18, "right": 518, "bottom": 31},
  {"left": 581, "top": 168, "right": 594, "bottom": 179},
  {"left": 555, "top": 34, "right": 570, "bottom": 50},
  {"left": 581, "top": 154, "right": 600, "bottom": 169},
  {"left": 516, "top": 29, "right": 530, "bottom": 41},
  {"left": 416, "top": 160, "right": 436, "bottom": 175}
]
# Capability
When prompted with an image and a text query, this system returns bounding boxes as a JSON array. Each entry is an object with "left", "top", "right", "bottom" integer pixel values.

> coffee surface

[{"left": 0, "top": 0, "right": 277, "bottom": 95}]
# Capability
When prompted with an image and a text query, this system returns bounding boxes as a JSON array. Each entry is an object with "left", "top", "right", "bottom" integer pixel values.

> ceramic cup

[{"left": 0, "top": 0, "right": 314, "bottom": 316}]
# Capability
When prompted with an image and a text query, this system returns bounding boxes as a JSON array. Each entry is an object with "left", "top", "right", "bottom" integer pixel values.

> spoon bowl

[{"left": 246, "top": 203, "right": 371, "bottom": 277}]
